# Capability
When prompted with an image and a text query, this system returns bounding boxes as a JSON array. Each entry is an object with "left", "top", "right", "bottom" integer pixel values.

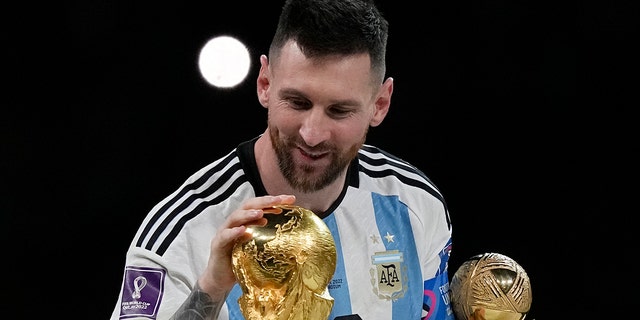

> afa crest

[{"left": 370, "top": 250, "right": 407, "bottom": 300}]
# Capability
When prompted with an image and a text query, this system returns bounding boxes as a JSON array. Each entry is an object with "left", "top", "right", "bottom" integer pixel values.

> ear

[
  {"left": 370, "top": 77, "right": 393, "bottom": 127},
  {"left": 256, "top": 55, "right": 270, "bottom": 108}
]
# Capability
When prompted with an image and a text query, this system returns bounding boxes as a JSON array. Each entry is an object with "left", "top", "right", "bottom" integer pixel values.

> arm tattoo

[{"left": 169, "top": 282, "right": 228, "bottom": 320}]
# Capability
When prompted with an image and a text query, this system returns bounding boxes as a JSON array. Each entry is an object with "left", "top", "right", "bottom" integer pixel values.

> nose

[{"left": 298, "top": 108, "right": 330, "bottom": 147}]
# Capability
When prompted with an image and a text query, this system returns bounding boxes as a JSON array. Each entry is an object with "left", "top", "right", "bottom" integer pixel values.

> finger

[
  {"left": 221, "top": 209, "right": 264, "bottom": 230},
  {"left": 241, "top": 195, "right": 296, "bottom": 210},
  {"left": 213, "top": 225, "right": 248, "bottom": 251}
]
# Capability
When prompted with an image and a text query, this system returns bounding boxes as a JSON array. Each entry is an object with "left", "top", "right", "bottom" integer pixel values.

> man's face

[{"left": 265, "top": 41, "right": 381, "bottom": 192}]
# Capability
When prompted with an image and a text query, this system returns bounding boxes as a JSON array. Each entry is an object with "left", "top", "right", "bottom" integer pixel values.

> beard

[{"left": 269, "top": 127, "right": 365, "bottom": 193}]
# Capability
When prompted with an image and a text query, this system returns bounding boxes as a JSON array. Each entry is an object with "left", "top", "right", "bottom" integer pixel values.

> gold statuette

[
  {"left": 450, "top": 252, "right": 532, "bottom": 320},
  {"left": 232, "top": 205, "right": 337, "bottom": 320}
]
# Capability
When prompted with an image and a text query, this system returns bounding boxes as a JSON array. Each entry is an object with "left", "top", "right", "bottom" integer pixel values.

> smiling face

[{"left": 257, "top": 40, "right": 392, "bottom": 193}]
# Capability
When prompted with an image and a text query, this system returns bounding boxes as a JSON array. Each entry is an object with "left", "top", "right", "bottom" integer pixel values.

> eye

[
  {"left": 327, "top": 106, "right": 353, "bottom": 119},
  {"left": 287, "top": 97, "right": 311, "bottom": 110}
]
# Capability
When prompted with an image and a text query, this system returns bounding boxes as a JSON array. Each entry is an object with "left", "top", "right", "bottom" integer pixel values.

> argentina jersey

[
  {"left": 224, "top": 144, "right": 454, "bottom": 320},
  {"left": 112, "top": 138, "right": 453, "bottom": 320}
]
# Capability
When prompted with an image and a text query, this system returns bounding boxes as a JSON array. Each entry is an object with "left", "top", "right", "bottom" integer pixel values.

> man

[{"left": 111, "top": 0, "right": 454, "bottom": 319}]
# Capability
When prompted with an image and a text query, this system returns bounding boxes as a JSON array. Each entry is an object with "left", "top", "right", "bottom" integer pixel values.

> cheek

[
  {"left": 268, "top": 109, "right": 299, "bottom": 136},
  {"left": 334, "top": 121, "right": 369, "bottom": 145}
]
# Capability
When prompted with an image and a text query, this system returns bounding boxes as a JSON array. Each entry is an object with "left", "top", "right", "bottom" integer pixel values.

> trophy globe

[
  {"left": 450, "top": 252, "right": 532, "bottom": 320},
  {"left": 232, "top": 205, "right": 337, "bottom": 320}
]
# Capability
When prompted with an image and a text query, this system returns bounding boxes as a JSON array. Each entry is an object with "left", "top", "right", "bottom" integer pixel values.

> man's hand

[{"left": 197, "top": 194, "right": 296, "bottom": 300}]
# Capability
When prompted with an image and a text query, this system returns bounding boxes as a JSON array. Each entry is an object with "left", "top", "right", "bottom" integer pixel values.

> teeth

[{"left": 299, "top": 148, "right": 323, "bottom": 158}]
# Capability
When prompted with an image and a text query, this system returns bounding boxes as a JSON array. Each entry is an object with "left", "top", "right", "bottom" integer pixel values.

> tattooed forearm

[{"left": 169, "top": 282, "right": 227, "bottom": 320}]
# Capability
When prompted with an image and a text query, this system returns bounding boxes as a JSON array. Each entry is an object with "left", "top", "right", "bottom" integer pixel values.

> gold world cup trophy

[
  {"left": 231, "top": 205, "right": 337, "bottom": 320},
  {"left": 450, "top": 252, "right": 532, "bottom": 320}
]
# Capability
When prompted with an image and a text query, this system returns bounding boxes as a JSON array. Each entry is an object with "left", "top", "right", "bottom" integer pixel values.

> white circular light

[{"left": 198, "top": 35, "right": 251, "bottom": 88}]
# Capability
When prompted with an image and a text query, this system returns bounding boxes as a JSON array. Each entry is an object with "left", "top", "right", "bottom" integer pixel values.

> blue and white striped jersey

[{"left": 111, "top": 136, "right": 454, "bottom": 320}]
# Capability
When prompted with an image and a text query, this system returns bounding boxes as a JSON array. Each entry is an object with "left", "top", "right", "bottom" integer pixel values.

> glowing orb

[{"left": 198, "top": 35, "right": 251, "bottom": 88}]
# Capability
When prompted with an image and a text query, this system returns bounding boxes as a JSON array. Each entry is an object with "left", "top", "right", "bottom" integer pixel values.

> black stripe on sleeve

[
  {"left": 155, "top": 174, "right": 249, "bottom": 256},
  {"left": 135, "top": 151, "right": 237, "bottom": 249}
]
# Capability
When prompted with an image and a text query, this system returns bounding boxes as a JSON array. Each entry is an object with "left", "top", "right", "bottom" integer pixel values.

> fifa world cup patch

[{"left": 118, "top": 266, "right": 166, "bottom": 319}]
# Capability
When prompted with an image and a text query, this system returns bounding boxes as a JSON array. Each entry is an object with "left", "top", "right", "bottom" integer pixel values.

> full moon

[{"left": 198, "top": 35, "right": 251, "bottom": 88}]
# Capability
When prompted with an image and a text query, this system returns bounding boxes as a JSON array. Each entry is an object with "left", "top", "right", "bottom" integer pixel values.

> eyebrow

[{"left": 279, "top": 88, "right": 362, "bottom": 107}]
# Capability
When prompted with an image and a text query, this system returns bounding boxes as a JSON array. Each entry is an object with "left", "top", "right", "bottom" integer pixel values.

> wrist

[
  {"left": 197, "top": 275, "right": 231, "bottom": 303},
  {"left": 169, "top": 280, "right": 229, "bottom": 320}
]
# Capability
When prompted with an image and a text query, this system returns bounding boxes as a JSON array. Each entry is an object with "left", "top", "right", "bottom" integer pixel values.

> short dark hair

[{"left": 269, "top": 0, "right": 389, "bottom": 83}]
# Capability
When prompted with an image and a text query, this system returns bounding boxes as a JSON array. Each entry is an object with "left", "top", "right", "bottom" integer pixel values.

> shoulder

[
  {"left": 185, "top": 148, "right": 244, "bottom": 187},
  {"left": 181, "top": 136, "right": 259, "bottom": 193},
  {"left": 356, "top": 144, "right": 452, "bottom": 230},
  {"left": 133, "top": 146, "right": 254, "bottom": 256},
  {"left": 357, "top": 144, "right": 443, "bottom": 198}
]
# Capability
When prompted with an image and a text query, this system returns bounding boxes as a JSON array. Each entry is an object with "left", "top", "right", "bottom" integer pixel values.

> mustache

[{"left": 289, "top": 138, "right": 334, "bottom": 153}]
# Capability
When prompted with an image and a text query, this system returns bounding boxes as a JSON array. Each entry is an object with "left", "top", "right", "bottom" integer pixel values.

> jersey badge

[
  {"left": 118, "top": 266, "right": 166, "bottom": 319},
  {"left": 370, "top": 249, "right": 408, "bottom": 301}
]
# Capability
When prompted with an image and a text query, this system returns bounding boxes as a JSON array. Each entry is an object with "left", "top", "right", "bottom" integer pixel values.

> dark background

[{"left": 5, "top": 0, "right": 616, "bottom": 318}]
